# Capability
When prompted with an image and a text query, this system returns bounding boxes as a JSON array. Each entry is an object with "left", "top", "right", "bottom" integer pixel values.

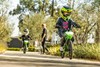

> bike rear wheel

[
  {"left": 23, "top": 44, "right": 27, "bottom": 54},
  {"left": 61, "top": 51, "right": 65, "bottom": 58}
]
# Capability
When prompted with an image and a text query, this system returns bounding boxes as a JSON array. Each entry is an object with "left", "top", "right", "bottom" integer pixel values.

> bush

[
  {"left": 28, "top": 47, "right": 35, "bottom": 52},
  {"left": 0, "top": 41, "right": 7, "bottom": 53},
  {"left": 74, "top": 44, "right": 100, "bottom": 60},
  {"left": 48, "top": 44, "right": 100, "bottom": 61},
  {"left": 6, "top": 43, "right": 100, "bottom": 61},
  {"left": 7, "top": 47, "right": 35, "bottom": 52},
  {"left": 48, "top": 45, "right": 60, "bottom": 56},
  {"left": 7, "top": 48, "right": 20, "bottom": 51}
]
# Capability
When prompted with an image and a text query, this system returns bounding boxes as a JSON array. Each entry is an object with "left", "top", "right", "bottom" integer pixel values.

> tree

[
  {"left": 10, "top": 0, "right": 58, "bottom": 40},
  {"left": 18, "top": 13, "right": 56, "bottom": 41},
  {"left": 92, "top": 0, "right": 100, "bottom": 44},
  {"left": 70, "top": 1, "right": 97, "bottom": 44},
  {"left": 0, "top": 0, "right": 12, "bottom": 41}
]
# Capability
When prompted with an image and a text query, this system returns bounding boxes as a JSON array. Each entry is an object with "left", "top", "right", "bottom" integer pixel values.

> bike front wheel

[
  {"left": 23, "top": 44, "right": 27, "bottom": 54},
  {"left": 68, "top": 40, "right": 73, "bottom": 59},
  {"left": 61, "top": 51, "right": 65, "bottom": 58}
]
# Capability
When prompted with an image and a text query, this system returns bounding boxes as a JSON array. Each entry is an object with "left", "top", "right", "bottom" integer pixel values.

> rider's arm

[
  {"left": 70, "top": 19, "right": 81, "bottom": 28},
  {"left": 28, "top": 35, "right": 32, "bottom": 40},
  {"left": 55, "top": 18, "right": 62, "bottom": 28},
  {"left": 19, "top": 35, "right": 23, "bottom": 39}
]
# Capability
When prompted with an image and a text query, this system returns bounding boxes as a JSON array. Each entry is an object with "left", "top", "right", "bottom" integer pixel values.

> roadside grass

[
  {"left": 48, "top": 44, "right": 100, "bottom": 61},
  {"left": 7, "top": 48, "right": 20, "bottom": 51},
  {"left": 48, "top": 45, "right": 60, "bottom": 56},
  {"left": 7, "top": 43, "right": 100, "bottom": 61},
  {"left": 7, "top": 47, "right": 35, "bottom": 52},
  {"left": 73, "top": 44, "right": 100, "bottom": 61}
]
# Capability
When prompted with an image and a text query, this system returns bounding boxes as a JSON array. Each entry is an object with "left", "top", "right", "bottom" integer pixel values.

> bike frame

[
  {"left": 64, "top": 31, "right": 74, "bottom": 51},
  {"left": 24, "top": 40, "right": 29, "bottom": 45},
  {"left": 61, "top": 31, "right": 74, "bottom": 59},
  {"left": 64, "top": 31, "right": 74, "bottom": 40},
  {"left": 23, "top": 40, "right": 29, "bottom": 54}
]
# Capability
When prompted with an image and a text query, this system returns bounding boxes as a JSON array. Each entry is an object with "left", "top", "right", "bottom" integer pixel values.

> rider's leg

[
  {"left": 71, "top": 37, "right": 74, "bottom": 42},
  {"left": 58, "top": 31, "right": 65, "bottom": 51},
  {"left": 27, "top": 42, "right": 29, "bottom": 47},
  {"left": 27, "top": 42, "right": 29, "bottom": 51},
  {"left": 58, "top": 29, "right": 67, "bottom": 51},
  {"left": 60, "top": 36, "right": 66, "bottom": 51},
  {"left": 21, "top": 41, "right": 24, "bottom": 50}
]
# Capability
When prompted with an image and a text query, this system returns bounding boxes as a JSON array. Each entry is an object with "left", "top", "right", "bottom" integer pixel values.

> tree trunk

[{"left": 95, "top": 18, "right": 100, "bottom": 44}]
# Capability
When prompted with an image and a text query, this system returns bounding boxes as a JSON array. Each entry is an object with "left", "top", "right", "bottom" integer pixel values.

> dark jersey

[
  {"left": 56, "top": 17, "right": 81, "bottom": 32},
  {"left": 21, "top": 35, "right": 31, "bottom": 41},
  {"left": 55, "top": 17, "right": 81, "bottom": 37},
  {"left": 41, "top": 28, "right": 47, "bottom": 38}
]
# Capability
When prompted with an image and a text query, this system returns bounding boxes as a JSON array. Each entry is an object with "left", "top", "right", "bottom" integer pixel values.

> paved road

[{"left": 0, "top": 51, "right": 100, "bottom": 67}]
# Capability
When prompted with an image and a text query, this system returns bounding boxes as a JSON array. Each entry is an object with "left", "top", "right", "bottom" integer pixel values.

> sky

[{"left": 8, "top": 0, "right": 20, "bottom": 37}]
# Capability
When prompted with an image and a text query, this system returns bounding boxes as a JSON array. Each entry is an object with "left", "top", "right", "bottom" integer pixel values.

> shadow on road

[
  {"left": 0, "top": 51, "right": 100, "bottom": 67},
  {"left": 0, "top": 58, "right": 100, "bottom": 67}
]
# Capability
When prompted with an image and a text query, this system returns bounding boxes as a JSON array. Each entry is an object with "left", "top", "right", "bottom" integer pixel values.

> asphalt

[{"left": 0, "top": 51, "right": 100, "bottom": 67}]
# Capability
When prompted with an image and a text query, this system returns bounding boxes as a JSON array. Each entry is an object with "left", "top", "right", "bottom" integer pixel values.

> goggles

[{"left": 63, "top": 9, "right": 72, "bottom": 13}]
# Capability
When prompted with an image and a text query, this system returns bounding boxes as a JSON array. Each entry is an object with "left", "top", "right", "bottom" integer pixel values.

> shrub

[
  {"left": 0, "top": 41, "right": 7, "bottom": 53},
  {"left": 74, "top": 44, "right": 100, "bottom": 60},
  {"left": 48, "top": 44, "right": 100, "bottom": 61},
  {"left": 7, "top": 48, "right": 20, "bottom": 51},
  {"left": 48, "top": 45, "right": 60, "bottom": 56}
]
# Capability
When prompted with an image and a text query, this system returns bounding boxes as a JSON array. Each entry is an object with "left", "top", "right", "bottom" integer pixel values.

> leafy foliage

[
  {"left": 0, "top": 16, "right": 12, "bottom": 41},
  {"left": 9, "top": 0, "right": 100, "bottom": 44},
  {"left": 71, "top": 3, "right": 97, "bottom": 44},
  {"left": 92, "top": 0, "right": 100, "bottom": 44},
  {"left": 10, "top": 0, "right": 56, "bottom": 16},
  {"left": 0, "top": 0, "right": 12, "bottom": 41},
  {"left": 48, "top": 44, "right": 100, "bottom": 61},
  {"left": 19, "top": 13, "right": 56, "bottom": 40}
]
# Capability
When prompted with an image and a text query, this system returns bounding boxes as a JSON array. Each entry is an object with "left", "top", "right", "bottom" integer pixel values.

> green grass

[
  {"left": 6, "top": 43, "right": 100, "bottom": 61},
  {"left": 48, "top": 45, "right": 60, "bottom": 56},
  {"left": 7, "top": 48, "right": 20, "bottom": 51},
  {"left": 73, "top": 44, "right": 100, "bottom": 61},
  {"left": 7, "top": 47, "right": 35, "bottom": 52}
]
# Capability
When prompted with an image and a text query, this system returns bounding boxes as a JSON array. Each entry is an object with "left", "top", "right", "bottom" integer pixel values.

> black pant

[{"left": 42, "top": 37, "right": 48, "bottom": 53}]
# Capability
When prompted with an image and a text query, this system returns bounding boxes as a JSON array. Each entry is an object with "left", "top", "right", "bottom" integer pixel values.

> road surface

[{"left": 0, "top": 51, "right": 100, "bottom": 67}]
